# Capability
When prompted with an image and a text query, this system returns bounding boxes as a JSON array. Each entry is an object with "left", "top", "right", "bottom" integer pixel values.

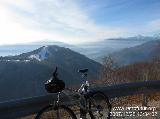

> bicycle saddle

[{"left": 78, "top": 68, "right": 88, "bottom": 73}]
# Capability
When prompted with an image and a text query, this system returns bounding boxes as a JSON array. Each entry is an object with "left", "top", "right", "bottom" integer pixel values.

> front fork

[
  {"left": 80, "top": 95, "right": 95, "bottom": 119},
  {"left": 80, "top": 97, "right": 88, "bottom": 119}
]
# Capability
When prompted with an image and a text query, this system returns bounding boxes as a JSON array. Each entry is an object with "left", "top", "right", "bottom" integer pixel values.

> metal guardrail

[
  {"left": 94, "top": 80, "right": 160, "bottom": 98},
  {"left": 0, "top": 80, "right": 160, "bottom": 119}
]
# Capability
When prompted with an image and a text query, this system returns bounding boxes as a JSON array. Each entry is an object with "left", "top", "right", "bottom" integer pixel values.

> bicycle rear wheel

[
  {"left": 35, "top": 105, "right": 77, "bottom": 119},
  {"left": 89, "top": 91, "right": 111, "bottom": 119}
]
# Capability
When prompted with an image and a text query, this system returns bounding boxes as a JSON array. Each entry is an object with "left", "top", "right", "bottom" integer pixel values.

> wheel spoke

[
  {"left": 89, "top": 92, "right": 111, "bottom": 119},
  {"left": 36, "top": 105, "right": 76, "bottom": 119}
]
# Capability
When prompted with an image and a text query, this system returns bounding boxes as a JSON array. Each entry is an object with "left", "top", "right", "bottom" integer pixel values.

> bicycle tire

[
  {"left": 88, "top": 91, "right": 111, "bottom": 119},
  {"left": 35, "top": 104, "right": 77, "bottom": 119}
]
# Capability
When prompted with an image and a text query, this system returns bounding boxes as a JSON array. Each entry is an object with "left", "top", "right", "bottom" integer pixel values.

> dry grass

[
  {"left": 20, "top": 93, "right": 160, "bottom": 119},
  {"left": 110, "top": 92, "right": 160, "bottom": 119}
]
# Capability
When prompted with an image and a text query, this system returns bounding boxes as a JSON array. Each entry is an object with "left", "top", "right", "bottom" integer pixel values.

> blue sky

[
  {"left": 0, "top": 0, "right": 160, "bottom": 45},
  {"left": 78, "top": 0, "right": 160, "bottom": 29}
]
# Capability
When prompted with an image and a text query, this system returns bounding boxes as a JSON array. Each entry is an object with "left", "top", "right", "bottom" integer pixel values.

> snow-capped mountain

[
  {"left": 0, "top": 45, "right": 101, "bottom": 102},
  {"left": 29, "top": 46, "right": 50, "bottom": 61}
]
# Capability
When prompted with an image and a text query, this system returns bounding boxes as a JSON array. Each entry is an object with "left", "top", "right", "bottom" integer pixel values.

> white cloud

[
  {"left": 1, "top": 0, "right": 159, "bottom": 45},
  {"left": 116, "top": 18, "right": 160, "bottom": 37},
  {"left": 148, "top": 19, "right": 160, "bottom": 31},
  {"left": 0, "top": 0, "right": 127, "bottom": 45}
]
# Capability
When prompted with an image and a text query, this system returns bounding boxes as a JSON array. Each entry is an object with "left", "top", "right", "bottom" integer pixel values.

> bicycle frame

[
  {"left": 50, "top": 92, "right": 62, "bottom": 119},
  {"left": 78, "top": 72, "right": 93, "bottom": 118},
  {"left": 78, "top": 73, "right": 90, "bottom": 93}
]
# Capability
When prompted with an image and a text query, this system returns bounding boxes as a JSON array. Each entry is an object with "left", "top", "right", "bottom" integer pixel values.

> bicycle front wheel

[
  {"left": 35, "top": 105, "right": 77, "bottom": 119},
  {"left": 89, "top": 91, "right": 111, "bottom": 119}
]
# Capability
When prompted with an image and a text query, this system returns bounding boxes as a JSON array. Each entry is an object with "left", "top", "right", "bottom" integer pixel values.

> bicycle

[
  {"left": 35, "top": 67, "right": 111, "bottom": 119},
  {"left": 35, "top": 67, "right": 77, "bottom": 119},
  {"left": 76, "top": 68, "right": 111, "bottom": 119}
]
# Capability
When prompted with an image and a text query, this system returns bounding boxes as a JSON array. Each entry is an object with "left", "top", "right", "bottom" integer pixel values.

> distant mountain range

[
  {"left": 110, "top": 40, "right": 160, "bottom": 66},
  {"left": 0, "top": 35, "right": 159, "bottom": 63},
  {"left": 77, "top": 35, "right": 160, "bottom": 62},
  {"left": 0, "top": 45, "right": 101, "bottom": 102},
  {"left": 0, "top": 40, "right": 74, "bottom": 56}
]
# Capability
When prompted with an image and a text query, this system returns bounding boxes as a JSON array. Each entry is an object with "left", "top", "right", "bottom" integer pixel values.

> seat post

[{"left": 81, "top": 73, "right": 87, "bottom": 80}]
